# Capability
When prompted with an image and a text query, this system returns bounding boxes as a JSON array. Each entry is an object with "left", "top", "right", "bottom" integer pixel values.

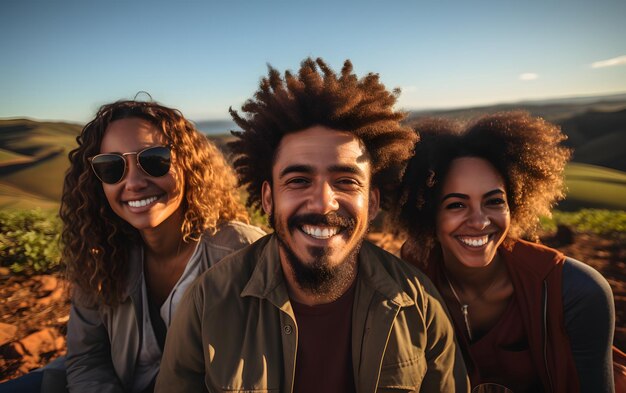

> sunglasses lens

[
  {"left": 138, "top": 146, "right": 171, "bottom": 177},
  {"left": 91, "top": 154, "right": 125, "bottom": 184}
]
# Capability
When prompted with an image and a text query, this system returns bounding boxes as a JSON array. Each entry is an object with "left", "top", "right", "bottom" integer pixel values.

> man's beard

[{"left": 271, "top": 211, "right": 365, "bottom": 297}]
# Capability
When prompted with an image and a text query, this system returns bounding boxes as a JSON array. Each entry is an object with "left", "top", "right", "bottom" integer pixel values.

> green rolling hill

[
  {"left": 559, "top": 163, "right": 626, "bottom": 211},
  {"left": 0, "top": 119, "right": 81, "bottom": 210},
  {"left": 1, "top": 150, "right": 70, "bottom": 201},
  {"left": 0, "top": 148, "right": 30, "bottom": 163},
  {"left": 0, "top": 182, "right": 60, "bottom": 210}
]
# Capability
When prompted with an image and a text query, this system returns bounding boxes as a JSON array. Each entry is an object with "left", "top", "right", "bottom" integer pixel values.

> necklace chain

[
  {"left": 442, "top": 267, "right": 501, "bottom": 342},
  {"left": 443, "top": 270, "right": 474, "bottom": 341}
]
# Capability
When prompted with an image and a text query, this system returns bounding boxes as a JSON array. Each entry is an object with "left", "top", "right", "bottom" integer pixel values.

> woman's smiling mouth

[
  {"left": 126, "top": 195, "right": 160, "bottom": 208},
  {"left": 457, "top": 234, "right": 490, "bottom": 247}
]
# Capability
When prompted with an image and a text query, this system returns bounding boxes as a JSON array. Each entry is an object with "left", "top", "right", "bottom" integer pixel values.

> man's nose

[{"left": 307, "top": 181, "right": 339, "bottom": 214}]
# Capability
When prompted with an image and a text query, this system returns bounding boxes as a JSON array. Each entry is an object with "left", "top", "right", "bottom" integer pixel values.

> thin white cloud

[
  {"left": 401, "top": 85, "right": 417, "bottom": 93},
  {"left": 591, "top": 55, "right": 626, "bottom": 69},
  {"left": 519, "top": 73, "right": 538, "bottom": 81}
]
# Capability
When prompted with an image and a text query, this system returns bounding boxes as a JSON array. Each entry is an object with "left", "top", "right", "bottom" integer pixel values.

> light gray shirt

[{"left": 132, "top": 240, "right": 205, "bottom": 392}]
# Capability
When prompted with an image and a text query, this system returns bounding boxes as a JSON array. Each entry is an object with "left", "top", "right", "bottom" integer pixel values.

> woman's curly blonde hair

[
  {"left": 390, "top": 111, "right": 572, "bottom": 264},
  {"left": 60, "top": 100, "right": 248, "bottom": 306}
]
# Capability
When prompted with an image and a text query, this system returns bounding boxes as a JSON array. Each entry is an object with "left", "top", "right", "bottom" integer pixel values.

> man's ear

[
  {"left": 368, "top": 187, "right": 380, "bottom": 219},
  {"left": 261, "top": 181, "right": 273, "bottom": 216}
]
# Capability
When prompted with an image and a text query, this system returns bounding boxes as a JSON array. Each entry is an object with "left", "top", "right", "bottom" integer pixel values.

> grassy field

[
  {"left": 0, "top": 148, "right": 30, "bottom": 164},
  {"left": 1, "top": 151, "right": 70, "bottom": 201},
  {"left": 0, "top": 183, "right": 59, "bottom": 210},
  {"left": 561, "top": 163, "right": 626, "bottom": 210}
]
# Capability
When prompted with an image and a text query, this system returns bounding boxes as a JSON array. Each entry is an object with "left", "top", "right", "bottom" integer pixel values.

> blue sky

[{"left": 1, "top": 0, "right": 625, "bottom": 123}]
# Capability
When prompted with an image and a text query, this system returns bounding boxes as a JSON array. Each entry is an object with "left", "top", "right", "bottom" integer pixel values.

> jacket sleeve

[
  {"left": 65, "top": 302, "right": 124, "bottom": 393},
  {"left": 155, "top": 282, "right": 208, "bottom": 392},
  {"left": 562, "top": 257, "right": 615, "bottom": 393},
  {"left": 418, "top": 276, "right": 470, "bottom": 393}
]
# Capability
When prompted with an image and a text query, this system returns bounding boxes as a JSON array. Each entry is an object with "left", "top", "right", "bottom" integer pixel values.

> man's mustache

[{"left": 287, "top": 212, "right": 355, "bottom": 230}]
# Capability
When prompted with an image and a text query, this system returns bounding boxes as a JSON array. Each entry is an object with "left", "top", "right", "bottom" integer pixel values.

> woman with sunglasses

[
  {"left": 58, "top": 100, "right": 265, "bottom": 392},
  {"left": 390, "top": 112, "right": 614, "bottom": 392}
]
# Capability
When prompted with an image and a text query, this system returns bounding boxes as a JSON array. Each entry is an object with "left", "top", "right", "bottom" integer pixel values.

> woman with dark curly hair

[
  {"left": 391, "top": 112, "right": 614, "bottom": 393},
  {"left": 54, "top": 99, "right": 265, "bottom": 392}
]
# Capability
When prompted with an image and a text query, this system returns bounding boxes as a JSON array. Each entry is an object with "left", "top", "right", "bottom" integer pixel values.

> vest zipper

[{"left": 543, "top": 280, "right": 554, "bottom": 392}]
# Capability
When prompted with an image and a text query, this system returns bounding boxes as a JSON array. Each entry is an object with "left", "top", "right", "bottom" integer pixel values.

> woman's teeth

[
  {"left": 302, "top": 225, "right": 339, "bottom": 239},
  {"left": 458, "top": 235, "right": 489, "bottom": 247},
  {"left": 127, "top": 196, "right": 158, "bottom": 207}
]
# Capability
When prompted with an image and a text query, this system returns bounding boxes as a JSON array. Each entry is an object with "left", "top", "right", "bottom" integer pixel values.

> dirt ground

[{"left": 1, "top": 231, "right": 625, "bottom": 383}]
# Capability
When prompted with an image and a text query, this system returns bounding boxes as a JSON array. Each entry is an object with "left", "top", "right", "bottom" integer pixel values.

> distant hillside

[
  {"left": 407, "top": 95, "right": 626, "bottom": 172},
  {"left": 560, "top": 109, "right": 626, "bottom": 171},
  {"left": 0, "top": 119, "right": 82, "bottom": 208},
  {"left": 408, "top": 92, "right": 626, "bottom": 123}
]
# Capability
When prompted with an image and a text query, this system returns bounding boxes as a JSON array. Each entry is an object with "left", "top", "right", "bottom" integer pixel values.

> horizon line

[{"left": 2, "top": 90, "right": 626, "bottom": 125}]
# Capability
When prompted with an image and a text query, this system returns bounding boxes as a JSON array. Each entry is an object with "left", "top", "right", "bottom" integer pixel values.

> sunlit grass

[{"left": 540, "top": 209, "right": 626, "bottom": 236}]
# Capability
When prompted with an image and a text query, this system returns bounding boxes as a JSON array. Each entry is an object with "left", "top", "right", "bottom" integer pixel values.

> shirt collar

[{"left": 240, "top": 235, "right": 414, "bottom": 309}]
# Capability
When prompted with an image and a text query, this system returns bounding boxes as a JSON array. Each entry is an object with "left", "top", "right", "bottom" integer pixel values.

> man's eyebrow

[
  {"left": 328, "top": 164, "right": 366, "bottom": 177},
  {"left": 279, "top": 164, "right": 314, "bottom": 178},
  {"left": 279, "top": 164, "right": 366, "bottom": 179}
]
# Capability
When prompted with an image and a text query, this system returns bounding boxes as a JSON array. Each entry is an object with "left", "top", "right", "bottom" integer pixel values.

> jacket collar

[
  {"left": 240, "top": 235, "right": 414, "bottom": 309},
  {"left": 240, "top": 235, "right": 291, "bottom": 312},
  {"left": 499, "top": 238, "right": 565, "bottom": 281},
  {"left": 357, "top": 241, "right": 415, "bottom": 308}
]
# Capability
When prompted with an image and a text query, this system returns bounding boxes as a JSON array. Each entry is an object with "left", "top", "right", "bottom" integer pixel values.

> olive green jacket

[{"left": 156, "top": 235, "right": 469, "bottom": 393}]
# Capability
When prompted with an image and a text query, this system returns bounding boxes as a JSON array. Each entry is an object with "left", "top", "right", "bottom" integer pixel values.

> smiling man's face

[{"left": 261, "top": 126, "right": 379, "bottom": 295}]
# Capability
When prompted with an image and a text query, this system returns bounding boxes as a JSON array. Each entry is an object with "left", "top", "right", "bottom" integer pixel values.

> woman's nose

[
  {"left": 123, "top": 155, "right": 148, "bottom": 190},
  {"left": 467, "top": 208, "right": 491, "bottom": 230}
]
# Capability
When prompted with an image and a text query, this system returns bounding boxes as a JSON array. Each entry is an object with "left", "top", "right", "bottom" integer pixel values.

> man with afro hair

[{"left": 157, "top": 58, "right": 468, "bottom": 393}]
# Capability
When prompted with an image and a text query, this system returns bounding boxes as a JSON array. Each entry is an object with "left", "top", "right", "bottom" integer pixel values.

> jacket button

[{"left": 283, "top": 325, "right": 293, "bottom": 334}]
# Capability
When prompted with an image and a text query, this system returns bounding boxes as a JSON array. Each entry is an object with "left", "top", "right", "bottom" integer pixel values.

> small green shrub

[
  {"left": 540, "top": 209, "right": 626, "bottom": 236},
  {"left": 0, "top": 209, "right": 62, "bottom": 274},
  {"left": 247, "top": 206, "right": 270, "bottom": 233},
  {"left": 238, "top": 189, "right": 270, "bottom": 233}
]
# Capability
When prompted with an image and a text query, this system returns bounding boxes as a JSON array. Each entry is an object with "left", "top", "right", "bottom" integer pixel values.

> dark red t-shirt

[
  {"left": 468, "top": 296, "right": 543, "bottom": 393},
  {"left": 291, "top": 282, "right": 357, "bottom": 393}
]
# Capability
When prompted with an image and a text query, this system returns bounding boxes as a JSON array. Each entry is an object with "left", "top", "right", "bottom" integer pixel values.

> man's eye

[
  {"left": 337, "top": 178, "right": 359, "bottom": 185},
  {"left": 336, "top": 178, "right": 361, "bottom": 189},
  {"left": 285, "top": 177, "right": 309, "bottom": 185}
]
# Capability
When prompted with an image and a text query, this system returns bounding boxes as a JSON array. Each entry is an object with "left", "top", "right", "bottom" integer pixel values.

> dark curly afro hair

[
  {"left": 390, "top": 111, "right": 571, "bottom": 263},
  {"left": 228, "top": 57, "right": 418, "bottom": 211}
]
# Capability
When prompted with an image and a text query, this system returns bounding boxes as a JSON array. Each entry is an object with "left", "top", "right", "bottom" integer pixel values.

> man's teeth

[
  {"left": 302, "top": 225, "right": 339, "bottom": 239},
  {"left": 458, "top": 235, "right": 489, "bottom": 247},
  {"left": 127, "top": 196, "right": 158, "bottom": 207}
]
